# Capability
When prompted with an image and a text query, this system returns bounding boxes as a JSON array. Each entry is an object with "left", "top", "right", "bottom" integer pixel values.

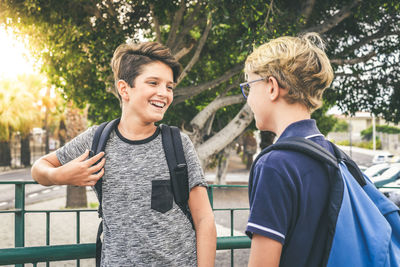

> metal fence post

[{"left": 15, "top": 183, "right": 25, "bottom": 267}]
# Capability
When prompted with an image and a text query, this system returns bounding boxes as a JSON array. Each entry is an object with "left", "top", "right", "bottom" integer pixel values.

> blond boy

[{"left": 241, "top": 33, "right": 334, "bottom": 267}]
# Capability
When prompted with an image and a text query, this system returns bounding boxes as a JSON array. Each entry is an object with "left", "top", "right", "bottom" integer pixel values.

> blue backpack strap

[
  {"left": 160, "top": 124, "right": 193, "bottom": 227},
  {"left": 89, "top": 118, "right": 120, "bottom": 267}
]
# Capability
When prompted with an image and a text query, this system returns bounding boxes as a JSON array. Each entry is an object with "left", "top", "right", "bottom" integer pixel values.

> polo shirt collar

[{"left": 278, "top": 119, "right": 324, "bottom": 141}]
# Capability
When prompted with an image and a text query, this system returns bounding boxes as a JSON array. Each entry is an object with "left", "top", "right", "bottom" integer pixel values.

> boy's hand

[{"left": 55, "top": 150, "right": 105, "bottom": 186}]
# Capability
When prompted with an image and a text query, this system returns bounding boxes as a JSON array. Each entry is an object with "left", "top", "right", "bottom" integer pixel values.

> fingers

[
  {"left": 83, "top": 168, "right": 105, "bottom": 186},
  {"left": 86, "top": 151, "right": 105, "bottom": 166},
  {"left": 88, "top": 157, "right": 106, "bottom": 173},
  {"left": 75, "top": 150, "right": 90, "bottom": 161}
]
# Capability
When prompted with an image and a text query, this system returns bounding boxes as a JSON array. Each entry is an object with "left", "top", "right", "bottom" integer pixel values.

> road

[{"left": 0, "top": 168, "right": 68, "bottom": 210}]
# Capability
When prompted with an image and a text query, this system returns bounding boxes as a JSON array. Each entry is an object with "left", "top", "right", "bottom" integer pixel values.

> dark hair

[{"left": 111, "top": 42, "right": 181, "bottom": 101}]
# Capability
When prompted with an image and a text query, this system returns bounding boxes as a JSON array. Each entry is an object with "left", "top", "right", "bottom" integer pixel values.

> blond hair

[{"left": 244, "top": 33, "right": 334, "bottom": 111}]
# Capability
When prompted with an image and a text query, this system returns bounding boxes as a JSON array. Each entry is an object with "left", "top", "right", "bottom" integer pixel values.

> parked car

[
  {"left": 358, "top": 165, "right": 368, "bottom": 172},
  {"left": 390, "top": 155, "right": 400, "bottom": 163},
  {"left": 371, "top": 163, "right": 400, "bottom": 188},
  {"left": 372, "top": 152, "right": 395, "bottom": 164},
  {"left": 363, "top": 163, "right": 391, "bottom": 178},
  {"left": 379, "top": 180, "right": 400, "bottom": 207}
]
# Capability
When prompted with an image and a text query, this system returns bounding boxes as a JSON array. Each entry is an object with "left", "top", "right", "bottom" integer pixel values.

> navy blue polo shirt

[{"left": 246, "top": 119, "right": 334, "bottom": 267}]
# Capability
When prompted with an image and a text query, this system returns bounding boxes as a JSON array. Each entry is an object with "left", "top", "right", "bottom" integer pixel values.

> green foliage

[
  {"left": 311, "top": 101, "right": 337, "bottom": 136},
  {"left": 1, "top": 0, "right": 399, "bottom": 137},
  {"left": 361, "top": 125, "right": 400, "bottom": 140},
  {"left": 334, "top": 139, "right": 382, "bottom": 150},
  {"left": 332, "top": 119, "right": 349, "bottom": 132}
]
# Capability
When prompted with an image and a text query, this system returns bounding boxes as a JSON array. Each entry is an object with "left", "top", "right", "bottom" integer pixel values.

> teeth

[{"left": 149, "top": 101, "right": 165, "bottom": 108}]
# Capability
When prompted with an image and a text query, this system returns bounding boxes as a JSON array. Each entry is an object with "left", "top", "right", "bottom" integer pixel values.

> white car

[
  {"left": 379, "top": 180, "right": 400, "bottom": 207},
  {"left": 371, "top": 163, "right": 400, "bottom": 188},
  {"left": 372, "top": 152, "right": 395, "bottom": 164},
  {"left": 364, "top": 163, "right": 391, "bottom": 178}
]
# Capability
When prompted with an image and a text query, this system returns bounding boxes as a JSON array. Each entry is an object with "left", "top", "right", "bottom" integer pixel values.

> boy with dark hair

[
  {"left": 241, "top": 33, "right": 334, "bottom": 267},
  {"left": 32, "top": 41, "right": 216, "bottom": 266}
]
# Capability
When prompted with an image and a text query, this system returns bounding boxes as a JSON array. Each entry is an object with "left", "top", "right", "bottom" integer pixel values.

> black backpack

[{"left": 89, "top": 118, "right": 192, "bottom": 267}]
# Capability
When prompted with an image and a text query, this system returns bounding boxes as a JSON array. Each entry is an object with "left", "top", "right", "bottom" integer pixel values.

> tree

[
  {"left": 64, "top": 102, "right": 89, "bottom": 208},
  {"left": 0, "top": 75, "right": 42, "bottom": 166},
  {"left": 2, "top": 0, "right": 399, "bottom": 166}
]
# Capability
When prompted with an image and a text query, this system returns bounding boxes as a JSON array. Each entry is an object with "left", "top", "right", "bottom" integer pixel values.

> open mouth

[{"left": 149, "top": 100, "right": 166, "bottom": 109}]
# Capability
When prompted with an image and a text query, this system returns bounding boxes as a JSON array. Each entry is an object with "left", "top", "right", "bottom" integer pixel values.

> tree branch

[
  {"left": 330, "top": 51, "right": 376, "bottom": 65},
  {"left": 149, "top": 4, "right": 161, "bottom": 43},
  {"left": 177, "top": 15, "right": 212, "bottom": 84},
  {"left": 195, "top": 104, "right": 254, "bottom": 161},
  {"left": 173, "top": 63, "right": 243, "bottom": 104},
  {"left": 191, "top": 94, "right": 244, "bottom": 129},
  {"left": 302, "top": 0, "right": 361, "bottom": 34},
  {"left": 174, "top": 42, "right": 195, "bottom": 60},
  {"left": 339, "top": 29, "right": 398, "bottom": 56},
  {"left": 166, "top": 0, "right": 186, "bottom": 48},
  {"left": 262, "top": 0, "right": 274, "bottom": 28},
  {"left": 172, "top": 3, "right": 205, "bottom": 53},
  {"left": 299, "top": 0, "right": 316, "bottom": 24}
]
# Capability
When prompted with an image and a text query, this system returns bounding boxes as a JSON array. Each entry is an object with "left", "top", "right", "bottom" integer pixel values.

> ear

[
  {"left": 268, "top": 76, "right": 281, "bottom": 101},
  {"left": 117, "top": 80, "right": 130, "bottom": 101}
]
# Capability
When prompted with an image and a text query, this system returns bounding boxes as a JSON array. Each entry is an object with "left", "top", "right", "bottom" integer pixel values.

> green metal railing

[{"left": 0, "top": 181, "right": 251, "bottom": 266}]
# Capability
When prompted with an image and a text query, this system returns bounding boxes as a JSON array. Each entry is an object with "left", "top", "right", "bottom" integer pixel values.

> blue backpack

[{"left": 249, "top": 136, "right": 400, "bottom": 266}]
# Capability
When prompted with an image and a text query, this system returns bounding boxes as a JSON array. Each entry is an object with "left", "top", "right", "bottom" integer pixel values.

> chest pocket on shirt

[{"left": 151, "top": 180, "right": 173, "bottom": 213}]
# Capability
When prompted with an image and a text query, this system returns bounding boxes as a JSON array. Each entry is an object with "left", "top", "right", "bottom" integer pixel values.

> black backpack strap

[
  {"left": 160, "top": 124, "right": 193, "bottom": 228},
  {"left": 330, "top": 143, "right": 366, "bottom": 186},
  {"left": 249, "top": 136, "right": 339, "bottom": 200},
  {"left": 90, "top": 118, "right": 120, "bottom": 267}
]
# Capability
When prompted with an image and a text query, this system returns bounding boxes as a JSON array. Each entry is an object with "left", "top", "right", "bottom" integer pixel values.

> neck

[
  {"left": 272, "top": 102, "right": 311, "bottom": 138},
  {"left": 118, "top": 113, "right": 157, "bottom": 140}
]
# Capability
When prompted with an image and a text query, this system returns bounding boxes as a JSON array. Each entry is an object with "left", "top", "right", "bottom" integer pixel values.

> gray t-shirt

[{"left": 56, "top": 124, "right": 207, "bottom": 266}]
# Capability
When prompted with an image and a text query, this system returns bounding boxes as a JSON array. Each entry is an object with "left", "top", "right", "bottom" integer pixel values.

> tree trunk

[
  {"left": 58, "top": 119, "right": 66, "bottom": 147},
  {"left": 20, "top": 134, "right": 31, "bottom": 167},
  {"left": 0, "top": 141, "right": 11, "bottom": 167},
  {"left": 65, "top": 103, "right": 89, "bottom": 208},
  {"left": 215, "top": 145, "right": 232, "bottom": 185},
  {"left": 260, "top": 131, "right": 276, "bottom": 150},
  {"left": 66, "top": 186, "right": 88, "bottom": 208},
  {"left": 243, "top": 131, "right": 257, "bottom": 170}
]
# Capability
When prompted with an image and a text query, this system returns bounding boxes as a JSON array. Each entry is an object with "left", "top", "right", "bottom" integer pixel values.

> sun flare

[{"left": 0, "top": 27, "right": 38, "bottom": 79}]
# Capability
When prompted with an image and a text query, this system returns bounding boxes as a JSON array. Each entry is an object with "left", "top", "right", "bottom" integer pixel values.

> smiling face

[{"left": 119, "top": 61, "right": 174, "bottom": 125}]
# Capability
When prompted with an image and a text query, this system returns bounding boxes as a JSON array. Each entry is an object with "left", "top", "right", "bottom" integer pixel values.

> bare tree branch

[
  {"left": 177, "top": 15, "right": 212, "bottom": 84},
  {"left": 302, "top": 0, "right": 362, "bottom": 34},
  {"left": 105, "top": 0, "right": 117, "bottom": 18},
  {"left": 299, "top": 0, "right": 316, "bottom": 24},
  {"left": 172, "top": 3, "right": 205, "bottom": 53},
  {"left": 82, "top": 3, "right": 102, "bottom": 19},
  {"left": 196, "top": 104, "right": 254, "bottom": 161},
  {"left": 173, "top": 63, "right": 243, "bottom": 104},
  {"left": 149, "top": 4, "right": 161, "bottom": 43},
  {"left": 191, "top": 95, "right": 244, "bottom": 129},
  {"left": 331, "top": 51, "right": 376, "bottom": 65},
  {"left": 262, "top": 0, "right": 274, "bottom": 28},
  {"left": 174, "top": 42, "right": 195, "bottom": 60},
  {"left": 339, "top": 29, "right": 399, "bottom": 56},
  {"left": 166, "top": 0, "right": 186, "bottom": 48}
]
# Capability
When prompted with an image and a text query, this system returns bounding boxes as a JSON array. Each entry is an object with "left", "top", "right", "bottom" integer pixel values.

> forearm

[
  {"left": 31, "top": 157, "right": 60, "bottom": 186},
  {"left": 195, "top": 215, "right": 217, "bottom": 267}
]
